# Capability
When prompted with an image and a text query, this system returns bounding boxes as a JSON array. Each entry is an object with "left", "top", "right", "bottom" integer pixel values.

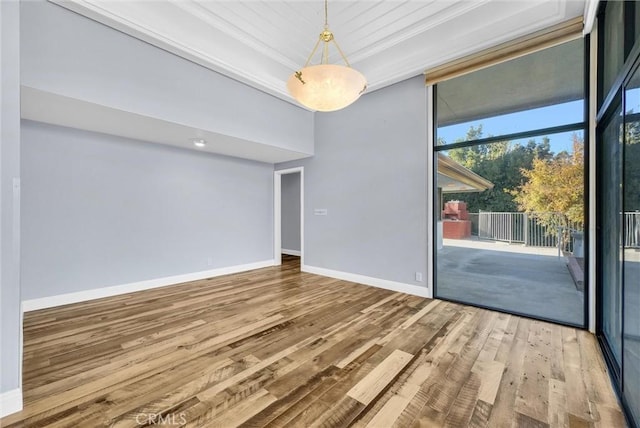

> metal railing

[
  {"left": 478, "top": 211, "right": 583, "bottom": 250},
  {"left": 474, "top": 211, "right": 640, "bottom": 250},
  {"left": 625, "top": 212, "right": 640, "bottom": 248},
  {"left": 478, "top": 212, "right": 526, "bottom": 244}
]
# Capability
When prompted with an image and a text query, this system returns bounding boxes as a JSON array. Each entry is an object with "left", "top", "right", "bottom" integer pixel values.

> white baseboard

[
  {"left": 0, "top": 388, "right": 22, "bottom": 418},
  {"left": 281, "top": 249, "right": 301, "bottom": 256},
  {"left": 302, "top": 265, "right": 431, "bottom": 298},
  {"left": 22, "top": 260, "right": 275, "bottom": 312}
]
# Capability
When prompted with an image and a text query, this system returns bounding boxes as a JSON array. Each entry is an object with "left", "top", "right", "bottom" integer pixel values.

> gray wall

[
  {"left": 1, "top": 0, "right": 22, "bottom": 395},
  {"left": 277, "top": 76, "right": 428, "bottom": 287},
  {"left": 21, "top": 121, "right": 274, "bottom": 300},
  {"left": 20, "top": 0, "right": 313, "bottom": 155},
  {"left": 281, "top": 173, "right": 301, "bottom": 253}
]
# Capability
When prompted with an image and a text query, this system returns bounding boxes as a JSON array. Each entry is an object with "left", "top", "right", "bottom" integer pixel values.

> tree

[
  {"left": 511, "top": 133, "right": 584, "bottom": 225},
  {"left": 444, "top": 126, "right": 553, "bottom": 213}
]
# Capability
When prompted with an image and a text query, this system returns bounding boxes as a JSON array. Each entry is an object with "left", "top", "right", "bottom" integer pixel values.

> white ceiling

[{"left": 51, "top": 0, "right": 591, "bottom": 108}]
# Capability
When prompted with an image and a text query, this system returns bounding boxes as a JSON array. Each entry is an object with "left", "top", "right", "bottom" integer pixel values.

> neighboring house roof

[{"left": 437, "top": 153, "right": 494, "bottom": 193}]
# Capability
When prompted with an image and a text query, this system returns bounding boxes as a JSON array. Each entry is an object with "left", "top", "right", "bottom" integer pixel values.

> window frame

[{"left": 431, "top": 37, "right": 590, "bottom": 329}]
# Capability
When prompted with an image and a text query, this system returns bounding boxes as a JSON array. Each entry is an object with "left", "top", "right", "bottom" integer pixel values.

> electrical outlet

[
  {"left": 207, "top": 257, "right": 214, "bottom": 267},
  {"left": 415, "top": 272, "right": 423, "bottom": 282}
]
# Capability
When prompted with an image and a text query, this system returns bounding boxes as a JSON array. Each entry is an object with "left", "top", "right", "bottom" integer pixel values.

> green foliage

[
  {"left": 443, "top": 126, "right": 553, "bottom": 213},
  {"left": 511, "top": 133, "right": 584, "bottom": 225}
]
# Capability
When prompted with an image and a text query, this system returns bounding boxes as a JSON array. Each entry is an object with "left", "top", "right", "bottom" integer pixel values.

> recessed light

[{"left": 190, "top": 138, "right": 206, "bottom": 148}]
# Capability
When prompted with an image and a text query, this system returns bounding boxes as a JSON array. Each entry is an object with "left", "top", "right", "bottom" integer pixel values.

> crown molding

[{"left": 48, "top": 0, "right": 585, "bottom": 108}]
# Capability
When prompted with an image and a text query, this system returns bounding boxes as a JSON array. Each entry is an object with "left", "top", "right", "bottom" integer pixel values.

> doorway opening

[{"left": 274, "top": 167, "right": 304, "bottom": 268}]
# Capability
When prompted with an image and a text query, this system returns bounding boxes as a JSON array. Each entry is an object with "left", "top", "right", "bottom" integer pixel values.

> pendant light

[{"left": 287, "top": 0, "right": 367, "bottom": 112}]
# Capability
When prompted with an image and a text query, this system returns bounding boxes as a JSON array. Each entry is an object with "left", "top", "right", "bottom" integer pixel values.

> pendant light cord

[
  {"left": 301, "top": 0, "right": 352, "bottom": 68},
  {"left": 324, "top": 0, "right": 328, "bottom": 28}
]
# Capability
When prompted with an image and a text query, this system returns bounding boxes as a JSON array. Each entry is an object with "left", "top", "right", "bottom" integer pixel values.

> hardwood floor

[{"left": 1, "top": 255, "right": 625, "bottom": 427}]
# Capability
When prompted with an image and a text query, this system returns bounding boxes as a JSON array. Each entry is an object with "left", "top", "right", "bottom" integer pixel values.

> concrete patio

[{"left": 437, "top": 237, "right": 584, "bottom": 325}]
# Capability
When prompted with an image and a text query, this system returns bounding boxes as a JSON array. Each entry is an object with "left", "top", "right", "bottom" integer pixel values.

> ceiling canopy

[{"left": 436, "top": 38, "right": 585, "bottom": 128}]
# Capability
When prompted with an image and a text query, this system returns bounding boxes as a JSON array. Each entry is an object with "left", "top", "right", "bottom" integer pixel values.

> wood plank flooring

[{"left": 1, "top": 255, "right": 626, "bottom": 427}]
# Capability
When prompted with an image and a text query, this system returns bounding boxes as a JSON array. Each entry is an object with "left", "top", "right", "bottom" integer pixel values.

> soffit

[{"left": 437, "top": 38, "right": 585, "bottom": 128}]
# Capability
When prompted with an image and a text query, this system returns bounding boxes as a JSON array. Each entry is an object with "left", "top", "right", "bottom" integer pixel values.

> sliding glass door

[
  {"left": 599, "top": 101, "right": 623, "bottom": 367},
  {"left": 623, "top": 64, "right": 640, "bottom": 427},
  {"left": 597, "top": 2, "right": 640, "bottom": 425},
  {"left": 598, "top": 64, "right": 640, "bottom": 428}
]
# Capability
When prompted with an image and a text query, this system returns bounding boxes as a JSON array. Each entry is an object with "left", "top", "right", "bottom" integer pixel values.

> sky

[{"left": 436, "top": 100, "right": 584, "bottom": 155}]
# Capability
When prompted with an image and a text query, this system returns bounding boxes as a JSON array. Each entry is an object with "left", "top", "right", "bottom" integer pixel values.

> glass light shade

[{"left": 287, "top": 64, "right": 367, "bottom": 112}]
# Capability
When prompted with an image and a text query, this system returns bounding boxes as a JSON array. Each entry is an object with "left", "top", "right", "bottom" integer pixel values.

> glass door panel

[
  {"left": 623, "top": 66, "right": 640, "bottom": 427},
  {"left": 434, "top": 39, "right": 586, "bottom": 327},
  {"left": 601, "top": 103, "right": 624, "bottom": 365}
]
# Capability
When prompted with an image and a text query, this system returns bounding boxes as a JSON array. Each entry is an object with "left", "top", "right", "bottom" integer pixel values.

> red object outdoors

[
  {"left": 442, "top": 201, "right": 469, "bottom": 220},
  {"left": 442, "top": 201, "right": 472, "bottom": 239}
]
